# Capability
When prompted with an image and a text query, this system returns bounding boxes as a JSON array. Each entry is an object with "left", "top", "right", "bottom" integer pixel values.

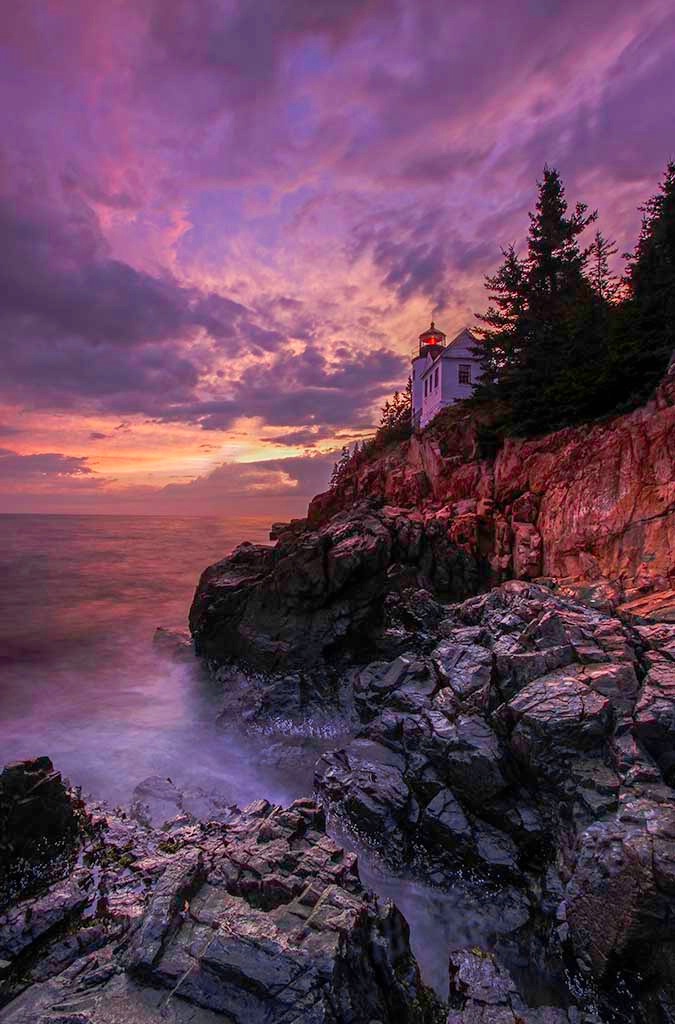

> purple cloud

[
  {"left": 0, "top": 0, "right": 673, "bottom": 474},
  {"left": 0, "top": 449, "right": 94, "bottom": 480},
  {"left": 159, "top": 450, "right": 335, "bottom": 505},
  {"left": 158, "top": 344, "right": 406, "bottom": 432}
]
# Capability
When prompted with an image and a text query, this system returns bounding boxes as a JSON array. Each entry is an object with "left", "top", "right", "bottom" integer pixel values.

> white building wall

[
  {"left": 420, "top": 360, "right": 444, "bottom": 427},
  {"left": 412, "top": 329, "right": 481, "bottom": 430},
  {"left": 411, "top": 355, "right": 426, "bottom": 427},
  {"left": 440, "top": 358, "right": 476, "bottom": 405}
]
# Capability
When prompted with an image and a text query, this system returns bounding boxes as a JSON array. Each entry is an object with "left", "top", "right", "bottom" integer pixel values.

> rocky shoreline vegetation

[{"left": 2, "top": 368, "right": 674, "bottom": 1023}]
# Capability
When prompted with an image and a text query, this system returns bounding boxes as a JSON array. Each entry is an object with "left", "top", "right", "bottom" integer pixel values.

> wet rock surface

[
  {"left": 5, "top": 392, "right": 675, "bottom": 1024},
  {"left": 0, "top": 765, "right": 441, "bottom": 1024},
  {"left": 5, "top": 579, "right": 669, "bottom": 1022},
  {"left": 0, "top": 757, "right": 81, "bottom": 909},
  {"left": 189, "top": 502, "right": 485, "bottom": 677},
  {"left": 447, "top": 948, "right": 576, "bottom": 1023},
  {"left": 310, "top": 581, "right": 675, "bottom": 1020}
]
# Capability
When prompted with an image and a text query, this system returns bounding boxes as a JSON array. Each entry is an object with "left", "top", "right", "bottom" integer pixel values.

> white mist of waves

[
  {"left": 0, "top": 636, "right": 320, "bottom": 809},
  {"left": 0, "top": 514, "right": 322, "bottom": 809}
]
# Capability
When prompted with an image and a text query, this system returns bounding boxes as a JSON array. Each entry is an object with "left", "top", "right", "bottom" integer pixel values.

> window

[
  {"left": 424, "top": 378, "right": 428, "bottom": 397},
  {"left": 434, "top": 367, "right": 439, "bottom": 388},
  {"left": 459, "top": 364, "right": 471, "bottom": 385}
]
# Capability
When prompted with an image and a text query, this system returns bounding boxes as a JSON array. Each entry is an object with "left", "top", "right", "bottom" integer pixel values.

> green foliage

[
  {"left": 328, "top": 444, "right": 352, "bottom": 491},
  {"left": 375, "top": 376, "right": 413, "bottom": 445},
  {"left": 472, "top": 163, "right": 675, "bottom": 435},
  {"left": 328, "top": 380, "right": 412, "bottom": 493},
  {"left": 617, "top": 160, "right": 675, "bottom": 406}
]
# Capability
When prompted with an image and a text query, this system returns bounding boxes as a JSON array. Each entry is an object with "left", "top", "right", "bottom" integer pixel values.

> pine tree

[
  {"left": 512, "top": 167, "right": 597, "bottom": 434},
  {"left": 376, "top": 380, "right": 412, "bottom": 444},
  {"left": 329, "top": 445, "right": 351, "bottom": 491},
  {"left": 619, "top": 161, "right": 675, "bottom": 403},
  {"left": 473, "top": 245, "right": 527, "bottom": 407},
  {"left": 472, "top": 162, "right": 675, "bottom": 435},
  {"left": 588, "top": 231, "right": 620, "bottom": 302}
]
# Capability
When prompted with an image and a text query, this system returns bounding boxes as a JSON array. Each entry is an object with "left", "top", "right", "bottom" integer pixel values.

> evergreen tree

[
  {"left": 329, "top": 445, "right": 351, "bottom": 491},
  {"left": 376, "top": 379, "right": 412, "bottom": 442},
  {"left": 588, "top": 231, "right": 620, "bottom": 302},
  {"left": 472, "top": 161, "right": 675, "bottom": 435},
  {"left": 511, "top": 166, "right": 597, "bottom": 434},
  {"left": 473, "top": 245, "right": 527, "bottom": 406},
  {"left": 619, "top": 161, "right": 675, "bottom": 403}
]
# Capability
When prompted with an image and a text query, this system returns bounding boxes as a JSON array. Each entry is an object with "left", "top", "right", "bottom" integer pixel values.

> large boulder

[
  {"left": 564, "top": 794, "right": 675, "bottom": 981},
  {"left": 190, "top": 502, "right": 484, "bottom": 675},
  {"left": 447, "top": 948, "right": 571, "bottom": 1023},
  {"left": 496, "top": 670, "right": 614, "bottom": 780},
  {"left": 0, "top": 757, "right": 80, "bottom": 909}
]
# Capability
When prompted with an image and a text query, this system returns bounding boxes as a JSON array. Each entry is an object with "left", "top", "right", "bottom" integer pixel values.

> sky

[{"left": 1, "top": 0, "right": 674, "bottom": 517}]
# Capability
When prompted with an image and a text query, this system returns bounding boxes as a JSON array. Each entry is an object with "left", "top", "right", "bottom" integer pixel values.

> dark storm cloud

[
  {"left": 0, "top": 449, "right": 93, "bottom": 479},
  {"left": 159, "top": 345, "right": 406, "bottom": 432},
  {"left": 351, "top": 205, "right": 493, "bottom": 306},
  {"left": 0, "top": 191, "right": 278, "bottom": 415},
  {"left": 1, "top": 0, "right": 674, "bottom": 447}
]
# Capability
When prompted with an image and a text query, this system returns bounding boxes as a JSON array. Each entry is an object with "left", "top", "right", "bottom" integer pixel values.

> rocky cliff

[
  {"left": 309, "top": 356, "right": 675, "bottom": 611},
  {"left": 5, "top": 368, "right": 675, "bottom": 1024},
  {"left": 182, "top": 362, "right": 675, "bottom": 1022}
]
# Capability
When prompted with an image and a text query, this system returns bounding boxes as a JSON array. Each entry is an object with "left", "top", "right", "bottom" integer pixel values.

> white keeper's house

[{"left": 411, "top": 321, "right": 481, "bottom": 430}]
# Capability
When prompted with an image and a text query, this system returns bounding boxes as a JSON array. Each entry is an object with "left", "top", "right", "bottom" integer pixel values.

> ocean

[
  {"left": 0, "top": 512, "right": 525, "bottom": 998},
  {"left": 0, "top": 512, "right": 309, "bottom": 807}
]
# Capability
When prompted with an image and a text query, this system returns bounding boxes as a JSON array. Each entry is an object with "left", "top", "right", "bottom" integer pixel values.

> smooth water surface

[{"left": 0, "top": 513, "right": 312, "bottom": 806}]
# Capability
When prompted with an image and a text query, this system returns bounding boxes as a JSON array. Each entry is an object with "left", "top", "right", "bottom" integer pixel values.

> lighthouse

[{"left": 411, "top": 322, "right": 481, "bottom": 429}]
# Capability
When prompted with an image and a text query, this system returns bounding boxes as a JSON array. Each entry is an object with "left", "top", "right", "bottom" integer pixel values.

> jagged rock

[
  {"left": 0, "top": 783, "right": 441, "bottom": 1024},
  {"left": 315, "top": 728, "right": 519, "bottom": 879},
  {"left": 315, "top": 742, "right": 419, "bottom": 844},
  {"left": 308, "top": 380, "right": 675, "bottom": 603},
  {"left": 565, "top": 795, "right": 675, "bottom": 979},
  {"left": 0, "top": 877, "right": 89, "bottom": 961},
  {"left": 496, "top": 670, "right": 613, "bottom": 778},
  {"left": 0, "top": 758, "right": 80, "bottom": 909},
  {"left": 190, "top": 502, "right": 484, "bottom": 675},
  {"left": 316, "top": 583, "right": 647, "bottom": 863},
  {"left": 447, "top": 948, "right": 572, "bottom": 1023},
  {"left": 309, "top": 575, "right": 675, "bottom": 1024},
  {"left": 128, "top": 852, "right": 204, "bottom": 972},
  {"left": 618, "top": 589, "right": 675, "bottom": 623},
  {"left": 269, "top": 517, "right": 307, "bottom": 541},
  {"left": 633, "top": 662, "right": 675, "bottom": 764},
  {"left": 431, "top": 639, "right": 493, "bottom": 709}
]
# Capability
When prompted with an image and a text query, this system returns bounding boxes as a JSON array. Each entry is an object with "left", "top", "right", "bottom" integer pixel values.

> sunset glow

[{"left": 1, "top": 0, "right": 674, "bottom": 515}]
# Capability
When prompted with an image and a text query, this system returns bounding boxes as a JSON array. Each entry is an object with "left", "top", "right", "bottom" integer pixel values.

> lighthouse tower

[
  {"left": 411, "top": 321, "right": 481, "bottom": 429},
  {"left": 411, "top": 321, "right": 446, "bottom": 427}
]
